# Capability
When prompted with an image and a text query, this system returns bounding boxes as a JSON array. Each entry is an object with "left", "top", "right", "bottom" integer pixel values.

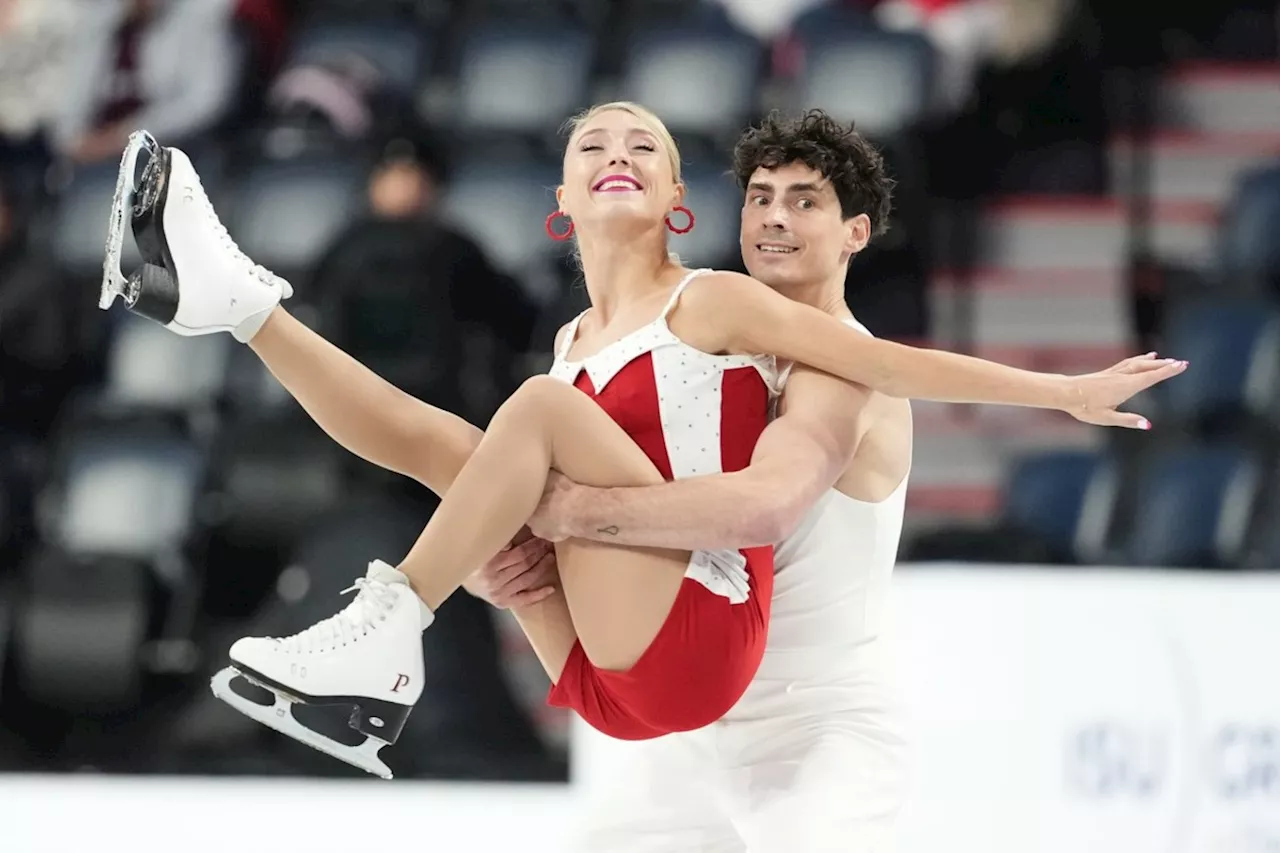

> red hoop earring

[
  {"left": 665, "top": 206, "right": 695, "bottom": 234},
  {"left": 545, "top": 211, "right": 574, "bottom": 241}
]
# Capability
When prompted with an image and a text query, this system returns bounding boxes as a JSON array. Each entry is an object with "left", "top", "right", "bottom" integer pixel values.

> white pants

[{"left": 571, "top": 696, "right": 911, "bottom": 853}]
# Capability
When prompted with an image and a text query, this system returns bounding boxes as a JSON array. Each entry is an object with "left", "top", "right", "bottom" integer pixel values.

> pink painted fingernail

[{"left": 1139, "top": 418, "right": 1152, "bottom": 430}]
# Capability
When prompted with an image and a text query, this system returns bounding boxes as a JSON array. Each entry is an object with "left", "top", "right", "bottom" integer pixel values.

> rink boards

[{"left": 5, "top": 565, "right": 1279, "bottom": 853}]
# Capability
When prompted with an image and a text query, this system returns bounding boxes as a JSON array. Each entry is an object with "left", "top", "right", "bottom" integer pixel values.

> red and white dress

[{"left": 545, "top": 269, "right": 781, "bottom": 740}]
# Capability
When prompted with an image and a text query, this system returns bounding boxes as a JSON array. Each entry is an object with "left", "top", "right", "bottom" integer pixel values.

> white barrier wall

[
  {"left": 891, "top": 566, "right": 1280, "bottom": 853},
  {"left": 4, "top": 566, "right": 1279, "bottom": 852}
]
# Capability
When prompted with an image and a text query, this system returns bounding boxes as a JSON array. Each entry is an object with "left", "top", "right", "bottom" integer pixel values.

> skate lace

[
  {"left": 188, "top": 172, "right": 282, "bottom": 287},
  {"left": 277, "top": 578, "right": 400, "bottom": 654}
]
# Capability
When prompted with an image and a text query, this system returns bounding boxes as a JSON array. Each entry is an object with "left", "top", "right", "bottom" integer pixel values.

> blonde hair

[{"left": 563, "top": 101, "right": 683, "bottom": 184}]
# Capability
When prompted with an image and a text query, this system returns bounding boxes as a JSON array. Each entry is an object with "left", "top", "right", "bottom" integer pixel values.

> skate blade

[
  {"left": 210, "top": 666, "right": 394, "bottom": 780},
  {"left": 100, "top": 130, "right": 161, "bottom": 311}
]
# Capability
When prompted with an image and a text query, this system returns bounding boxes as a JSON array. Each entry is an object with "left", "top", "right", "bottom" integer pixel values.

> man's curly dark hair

[{"left": 732, "top": 110, "right": 894, "bottom": 238}]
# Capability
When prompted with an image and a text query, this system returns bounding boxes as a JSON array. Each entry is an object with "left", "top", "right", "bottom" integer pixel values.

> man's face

[{"left": 739, "top": 161, "right": 869, "bottom": 291}]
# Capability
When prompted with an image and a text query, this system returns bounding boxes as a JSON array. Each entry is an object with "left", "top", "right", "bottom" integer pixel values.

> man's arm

[{"left": 532, "top": 367, "right": 872, "bottom": 550}]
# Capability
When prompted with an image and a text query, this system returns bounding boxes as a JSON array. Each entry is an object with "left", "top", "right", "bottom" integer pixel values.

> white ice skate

[
  {"left": 100, "top": 129, "right": 292, "bottom": 341},
  {"left": 210, "top": 561, "right": 435, "bottom": 779}
]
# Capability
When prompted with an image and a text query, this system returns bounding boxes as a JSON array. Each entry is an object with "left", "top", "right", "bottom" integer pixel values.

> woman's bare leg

[{"left": 398, "top": 375, "right": 693, "bottom": 672}]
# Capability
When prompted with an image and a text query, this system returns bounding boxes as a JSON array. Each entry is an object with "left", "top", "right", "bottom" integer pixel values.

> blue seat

[
  {"left": 286, "top": 19, "right": 429, "bottom": 95},
  {"left": 670, "top": 166, "right": 742, "bottom": 268},
  {"left": 1121, "top": 446, "right": 1259, "bottom": 568},
  {"left": 224, "top": 157, "right": 366, "bottom": 278},
  {"left": 620, "top": 22, "right": 764, "bottom": 141},
  {"left": 1001, "top": 450, "right": 1106, "bottom": 560},
  {"left": 442, "top": 159, "right": 563, "bottom": 278},
  {"left": 797, "top": 29, "right": 935, "bottom": 138},
  {"left": 455, "top": 24, "right": 592, "bottom": 136},
  {"left": 790, "top": 2, "right": 875, "bottom": 41},
  {"left": 1159, "top": 299, "right": 1280, "bottom": 427},
  {"left": 1218, "top": 163, "right": 1280, "bottom": 291}
]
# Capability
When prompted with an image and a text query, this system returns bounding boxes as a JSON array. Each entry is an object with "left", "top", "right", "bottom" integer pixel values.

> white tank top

[{"left": 724, "top": 319, "right": 909, "bottom": 721}]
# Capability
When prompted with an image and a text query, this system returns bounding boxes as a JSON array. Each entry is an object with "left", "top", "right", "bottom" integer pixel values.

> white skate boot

[
  {"left": 100, "top": 130, "right": 292, "bottom": 342},
  {"left": 210, "top": 560, "right": 435, "bottom": 779}
]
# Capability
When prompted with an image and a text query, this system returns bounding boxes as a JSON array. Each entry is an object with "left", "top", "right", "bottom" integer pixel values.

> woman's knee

[
  {"left": 506, "top": 375, "right": 579, "bottom": 420},
  {"left": 520, "top": 374, "right": 574, "bottom": 402}
]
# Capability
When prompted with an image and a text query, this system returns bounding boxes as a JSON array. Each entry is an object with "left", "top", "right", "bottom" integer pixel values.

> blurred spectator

[
  {"left": 50, "top": 0, "right": 241, "bottom": 165},
  {"left": 0, "top": 0, "right": 78, "bottom": 201},
  {"left": 310, "top": 129, "right": 539, "bottom": 423},
  {"left": 924, "top": 0, "right": 1105, "bottom": 198},
  {"left": 877, "top": 0, "right": 1077, "bottom": 114}
]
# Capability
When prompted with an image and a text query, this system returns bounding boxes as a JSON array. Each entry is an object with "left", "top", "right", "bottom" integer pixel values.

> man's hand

[
  {"left": 463, "top": 529, "right": 558, "bottom": 609},
  {"left": 527, "top": 471, "right": 580, "bottom": 542}
]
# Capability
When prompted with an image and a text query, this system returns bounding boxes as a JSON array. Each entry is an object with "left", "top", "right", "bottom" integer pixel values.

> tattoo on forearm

[{"left": 597, "top": 525, "right": 620, "bottom": 536}]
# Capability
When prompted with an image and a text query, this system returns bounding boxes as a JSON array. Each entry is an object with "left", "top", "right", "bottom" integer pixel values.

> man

[{"left": 470, "top": 109, "right": 914, "bottom": 852}]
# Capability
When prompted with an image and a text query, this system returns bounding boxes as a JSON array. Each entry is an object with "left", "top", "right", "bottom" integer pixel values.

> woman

[{"left": 115, "top": 102, "right": 1182, "bottom": 775}]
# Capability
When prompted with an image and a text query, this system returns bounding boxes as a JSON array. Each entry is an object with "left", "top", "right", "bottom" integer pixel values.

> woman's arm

[{"left": 679, "top": 272, "right": 1185, "bottom": 428}]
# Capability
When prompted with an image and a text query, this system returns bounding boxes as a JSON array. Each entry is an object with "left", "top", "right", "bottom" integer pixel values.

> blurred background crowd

[{"left": 0, "top": 0, "right": 1277, "bottom": 783}]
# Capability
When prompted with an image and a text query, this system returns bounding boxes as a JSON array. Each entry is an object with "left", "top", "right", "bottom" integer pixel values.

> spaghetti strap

[{"left": 659, "top": 268, "right": 710, "bottom": 320}]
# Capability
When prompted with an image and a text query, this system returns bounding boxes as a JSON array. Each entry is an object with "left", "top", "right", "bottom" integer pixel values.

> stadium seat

[
  {"left": 14, "top": 416, "right": 210, "bottom": 715},
  {"left": 101, "top": 313, "right": 234, "bottom": 414},
  {"left": 1000, "top": 449, "right": 1108, "bottom": 562},
  {"left": 201, "top": 415, "right": 346, "bottom": 556},
  {"left": 453, "top": 23, "right": 592, "bottom": 138},
  {"left": 1218, "top": 164, "right": 1280, "bottom": 293},
  {"left": 1158, "top": 298, "right": 1280, "bottom": 432},
  {"left": 796, "top": 29, "right": 935, "bottom": 139},
  {"left": 620, "top": 19, "right": 764, "bottom": 144},
  {"left": 442, "top": 158, "right": 564, "bottom": 279},
  {"left": 1119, "top": 446, "right": 1260, "bottom": 568},
  {"left": 671, "top": 166, "right": 743, "bottom": 268},
  {"left": 790, "top": 1, "right": 876, "bottom": 41},
  {"left": 46, "top": 418, "right": 206, "bottom": 561},
  {"left": 224, "top": 156, "right": 367, "bottom": 283},
  {"left": 285, "top": 18, "right": 430, "bottom": 97},
  {"left": 12, "top": 547, "right": 151, "bottom": 713}
]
